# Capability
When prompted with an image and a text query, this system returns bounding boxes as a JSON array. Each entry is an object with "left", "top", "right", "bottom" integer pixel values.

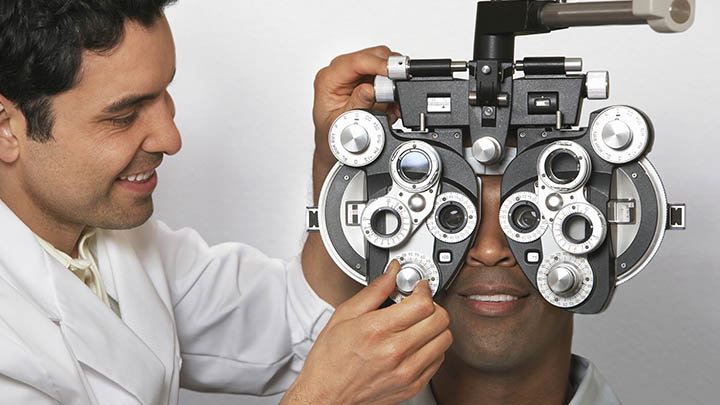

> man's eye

[{"left": 110, "top": 112, "right": 139, "bottom": 127}]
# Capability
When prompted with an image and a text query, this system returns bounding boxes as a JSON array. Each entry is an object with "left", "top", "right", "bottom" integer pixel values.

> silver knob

[
  {"left": 396, "top": 266, "right": 423, "bottom": 295},
  {"left": 585, "top": 71, "right": 610, "bottom": 100},
  {"left": 546, "top": 193, "right": 564, "bottom": 211},
  {"left": 547, "top": 264, "right": 579, "bottom": 295},
  {"left": 387, "top": 55, "right": 410, "bottom": 80},
  {"left": 408, "top": 193, "right": 426, "bottom": 212},
  {"left": 472, "top": 136, "right": 502, "bottom": 164},
  {"left": 602, "top": 120, "right": 633, "bottom": 150},
  {"left": 340, "top": 124, "right": 370, "bottom": 154},
  {"left": 374, "top": 75, "right": 396, "bottom": 103},
  {"left": 565, "top": 58, "right": 583, "bottom": 72}
]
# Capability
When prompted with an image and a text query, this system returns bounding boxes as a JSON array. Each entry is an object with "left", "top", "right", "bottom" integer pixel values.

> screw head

[{"left": 481, "top": 65, "right": 492, "bottom": 75}]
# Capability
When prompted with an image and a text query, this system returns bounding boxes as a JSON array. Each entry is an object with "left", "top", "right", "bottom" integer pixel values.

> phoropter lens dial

[
  {"left": 398, "top": 150, "right": 431, "bottom": 183},
  {"left": 361, "top": 197, "right": 412, "bottom": 248},
  {"left": 390, "top": 141, "right": 441, "bottom": 192},
  {"left": 438, "top": 203, "right": 466, "bottom": 232},
  {"left": 538, "top": 141, "right": 592, "bottom": 192},
  {"left": 427, "top": 192, "right": 477, "bottom": 243},
  {"left": 552, "top": 202, "right": 607, "bottom": 255},
  {"left": 500, "top": 192, "right": 549, "bottom": 243},
  {"left": 510, "top": 202, "right": 541, "bottom": 232}
]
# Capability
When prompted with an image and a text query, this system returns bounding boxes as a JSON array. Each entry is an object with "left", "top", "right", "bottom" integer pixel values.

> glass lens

[
  {"left": 438, "top": 203, "right": 466, "bottom": 232},
  {"left": 399, "top": 151, "right": 430, "bottom": 183},
  {"left": 545, "top": 149, "right": 580, "bottom": 185},
  {"left": 511, "top": 203, "right": 540, "bottom": 232}
]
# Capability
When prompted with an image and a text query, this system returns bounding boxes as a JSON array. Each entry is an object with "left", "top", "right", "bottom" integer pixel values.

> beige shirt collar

[{"left": 33, "top": 229, "right": 119, "bottom": 315}]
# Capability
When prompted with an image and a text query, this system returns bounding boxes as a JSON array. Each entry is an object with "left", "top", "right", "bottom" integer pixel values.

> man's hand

[
  {"left": 304, "top": 46, "right": 402, "bottom": 306},
  {"left": 311, "top": 45, "right": 401, "bottom": 196},
  {"left": 295, "top": 48, "right": 451, "bottom": 403},
  {"left": 282, "top": 261, "right": 452, "bottom": 404}
]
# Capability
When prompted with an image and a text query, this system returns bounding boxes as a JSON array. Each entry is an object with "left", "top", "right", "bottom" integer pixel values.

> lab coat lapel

[
  {"left": 0, "top": 200, "right": 177, "bottom": 404},
  {"left": 0, "top": 201, "right": 92, "bottom": 403},
  {"left": 96, "top": 229, "right": 178, "bottom": 403},
  {"left": 51, "top": 252, "right": 168, "bottom": 405}
]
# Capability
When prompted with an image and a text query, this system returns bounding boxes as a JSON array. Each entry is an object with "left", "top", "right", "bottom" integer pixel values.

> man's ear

[{"left": 0, "top": 94, "right": 20, "bottom": 164}]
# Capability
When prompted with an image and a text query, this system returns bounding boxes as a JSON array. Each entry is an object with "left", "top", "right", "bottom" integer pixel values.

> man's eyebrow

[
  {"left": 101, "top": 68, "right": 177, "bottom": 115},
  {"left": 102, "top": 93, "right": 158, "bottom": 114}
]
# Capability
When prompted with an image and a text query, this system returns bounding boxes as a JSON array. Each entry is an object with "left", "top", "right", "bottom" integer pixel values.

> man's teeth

[
  {"left": 467, "top": 294, "right": 519, "bottom": 302},
  {"left": 120, "top": 170, "right": 154, "bottom": 182}
]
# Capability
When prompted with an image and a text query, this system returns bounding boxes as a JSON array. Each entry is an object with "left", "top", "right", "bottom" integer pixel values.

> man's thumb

[{"left": 345, "top": 83, "right": 376, "bottom": 111}]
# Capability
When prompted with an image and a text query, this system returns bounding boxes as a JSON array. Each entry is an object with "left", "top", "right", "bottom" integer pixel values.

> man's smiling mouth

[{"left": 118, "top": 168, "right": 155, "bottom": 182}]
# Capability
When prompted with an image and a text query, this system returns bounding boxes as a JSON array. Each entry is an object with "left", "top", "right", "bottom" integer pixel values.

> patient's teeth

[{"left": 467, "top": 294, "right": 518, "bottom": 302}]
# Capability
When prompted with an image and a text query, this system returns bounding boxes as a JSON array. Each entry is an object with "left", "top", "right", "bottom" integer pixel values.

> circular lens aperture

[
  {"left": 562, "top": 213, "right": 594, "bottom": 244},
  {"left": 499, "top": 192, "right": 549, "bottom": 243},
  {"left": 370, "top": 208, "right": 401, "bottom": 237},
  {"left": 437, "top": 203, "right": 467, "bottom": 233},
  {"left": 545, "top": 149, "right": 581, "bottom": 185},
  {"left": 427, "top": 192, "right": 478, "bottom": 243},
  {"left": 398, "top": 151, "right": 431, "bottom": 183},
  {"left": 509, "top": 201, "right": 541, "bottom": 233}
]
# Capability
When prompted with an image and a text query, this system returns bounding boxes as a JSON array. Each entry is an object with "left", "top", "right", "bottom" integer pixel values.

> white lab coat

[{"left": 0, "top": 199, "right": 334, "bottom": 404}]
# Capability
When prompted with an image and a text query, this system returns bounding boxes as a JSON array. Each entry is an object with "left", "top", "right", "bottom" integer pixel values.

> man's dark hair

[{"left": 0, "top": 0, "right": 176, "bottom": 142}]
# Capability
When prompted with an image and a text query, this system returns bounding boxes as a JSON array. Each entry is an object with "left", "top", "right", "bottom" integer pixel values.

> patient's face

[{"left": 435, "top": 175, "right": 572, "bottom": 371}]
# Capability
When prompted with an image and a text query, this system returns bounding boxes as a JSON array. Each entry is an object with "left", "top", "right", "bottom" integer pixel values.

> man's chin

[
  {"left": 92, "top": 200, "right": 154, "bottom": 230},
  {"left": 442, "top": 295, "right": 539, "bottom": 371}
]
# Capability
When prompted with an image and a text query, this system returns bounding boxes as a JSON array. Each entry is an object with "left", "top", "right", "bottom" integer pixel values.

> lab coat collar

[{"left": 0, "top": 199, "right": 176, "bottom": 404}]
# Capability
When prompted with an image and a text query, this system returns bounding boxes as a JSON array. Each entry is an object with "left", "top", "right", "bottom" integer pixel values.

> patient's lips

[{"left": 458, "top": 283, "right": 530, "bottom": 317}]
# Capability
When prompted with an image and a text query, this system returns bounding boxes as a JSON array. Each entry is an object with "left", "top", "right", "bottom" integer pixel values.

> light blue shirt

[{"left": 402, "top": 355, "right": 621, "bottom": 405}]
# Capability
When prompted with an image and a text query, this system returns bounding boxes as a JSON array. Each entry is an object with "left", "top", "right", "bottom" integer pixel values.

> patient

[
  {"left": 304, "top": 49, "right": 622, "bottom": 404},
  {"left": 400, "top": 175, "right": 620, "bottom": 405}
]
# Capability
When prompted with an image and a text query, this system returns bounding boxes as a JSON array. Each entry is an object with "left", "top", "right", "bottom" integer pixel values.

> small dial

[
  {"left": 499, "top": 192, "right": 549, "bottom": 243},
  {"left": 329, "top": 110, "right": 385, "bottom": 167},
  {"left": 590, "top": 106, "right": 651, "bottom": 164},
  {"left": 427, "top": 192, "right": 478, "bottom": 243},
  {"left": 537, "top": 252, "right": 594, "bottom": 308},
  {"left": 552, "top": 202, "right": 607, "bottom": 255},
  {"left": 387, "top": 251, "right": 440, "bottom": 302}
]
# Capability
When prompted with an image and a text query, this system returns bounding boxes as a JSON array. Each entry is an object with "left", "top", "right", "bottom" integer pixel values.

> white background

[{"left": 159, "top": 1, "right": 719, "bottom": 404}]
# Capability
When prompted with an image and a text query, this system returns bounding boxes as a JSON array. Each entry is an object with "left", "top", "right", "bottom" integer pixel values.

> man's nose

[
  {"left": 465, "top": 176, "right": 517, "bottom": 268},
  {"left": 141, "top": 90, "right": 182, "bottom": 156}
]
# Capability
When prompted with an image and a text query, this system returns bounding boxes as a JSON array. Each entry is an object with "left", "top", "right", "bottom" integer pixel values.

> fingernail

[
  {"left": 413, "top": 279, "right": 430, "bottom": 293},
  {"left": 361, "top": 89, "right": 374, "bottom": 104},
  {"left": 385, "top": 259, "right": 401, "bottom": 276}
]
